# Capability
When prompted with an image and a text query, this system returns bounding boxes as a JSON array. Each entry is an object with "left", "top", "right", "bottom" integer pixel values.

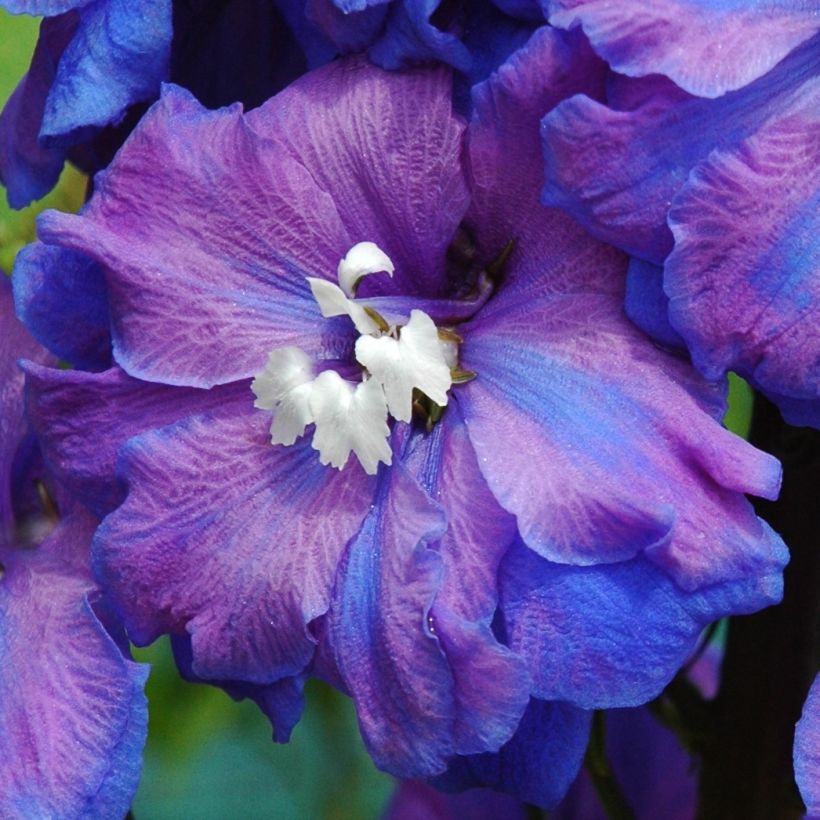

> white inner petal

[
  {"left": 354, "top": 309, "right": 452, "bottom": 423},
  {"left": 251, "top": 347, "right": 316, "bottom": 445},
  {"left": 309, "top": 370, "right": 392, "bottom": 475},
  {"left": 337, "top": 241, "right": 395, "bottom": 297},
  {"left": 307, "top": 277, "right": 381, "bottom": 336}
]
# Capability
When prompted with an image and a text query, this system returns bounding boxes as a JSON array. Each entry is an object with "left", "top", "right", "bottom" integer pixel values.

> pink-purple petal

[
  {"left": 36, "top": 83, "right": 352, "bottom": 387},
  {"left": 547, "top": 0, "right": 820, "bottom": 98},
  {"left": 795, "top": 674, "right": 820, "bottom": 817},
  {"left": 94, "top": 408, "right": 375, "bottom": 684},
  {"left": 0, "top": 511, "right": 147, "bottom": 818},
  {"left": 666, "top": 83, "right": 820, "bottom": 422}
]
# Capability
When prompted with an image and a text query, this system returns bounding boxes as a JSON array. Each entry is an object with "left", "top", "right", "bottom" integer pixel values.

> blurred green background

[{"left": 0, "top": 9, "right": 753, "bottom": 818}]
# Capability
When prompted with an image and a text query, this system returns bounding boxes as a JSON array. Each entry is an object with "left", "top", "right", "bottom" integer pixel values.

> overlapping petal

[
  {"left": 94, "top": 406, "right": 375, "bottom": 683},
  {"left": 436, "top": 699, "right": 591, "bottom": 809},
  {"left": 499, "top": 539, "right": 785, "bottom": 708},
  {"left": 795, "top": 674, "right": 820, "bottom": 817},
  {"left": 23, "top": 363, "right": 240, "bottom": 515},
  {"left": 463, "top": 25, "right": 784, "bottom": 589},
  {"left": 541, "top": 36, "right": 820, "bottom": 263},
  {"left": 0, "top": 510, "right": 148, "bottom": 819},
  {"left": 40, "top": 0, "right": 171, "bottom": 142},
  {"left": 665, "top": 83, "right": 820, "bottom": 424},
  {"left": 13, "top": 241, "right": 111, "bottom": 370},
  {"left": 0, "top": 14, "right": 76, "bottom": 207},
  {"left": 546, "top": 0, "right": 820, "bottom": 97}
]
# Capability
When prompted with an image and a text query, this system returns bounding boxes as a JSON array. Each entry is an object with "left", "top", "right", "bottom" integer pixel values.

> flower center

[{"left": 252, "top": 242, "right": 473, "bottom": 475}]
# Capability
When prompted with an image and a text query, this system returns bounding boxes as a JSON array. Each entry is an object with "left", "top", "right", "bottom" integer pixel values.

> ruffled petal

[
  {"left": 12, "top": 240, "right": 111, "bottom": 369},
  {"left": 1, "top": 277, "right": 52, "bottom": 538},
  {"left": 624, "top": 256, "right": 684, "bottom": 350},
  {"left": 246, "top": 56, "right": 470, "bottom": 298},
  {"left": 500, "top": 539, "right": 786, "bottom": 707},
  {"left": 401, "top": 412, "right": 530, "bottom": 756},
  {"left": 23, "top": 362, "right": 241, "bottom": 515},
  {"left": 0, "top": 510, "right": 147, "bottom": 819},
  {"left": 1, "top": 0, "right": 90, "bottom": 12},
  {"left": 303, "top": 0, "right": 387, "bottom": 54},
  {"left": 171, "top": 634, "right": 305, "bottom": 743},
  {"left": 541, "top": 35, "right": 820, "bottom": 262},
  {"left": 93, "top": 407, "right": 375, "bottom": 683},
  {"left": 435, "top": 699, "right": 591, "bottom": 809},
  {"left": 465, "top": 20, "right": 784, "bottom": 589},
  {"left": 665, "top": 81, "right": 820, "bottom": 425},
  {"left": 369, "top": 0, "right": 471, "bottom": 73},
  {"left": 467, "top": 25, "right": 608, "bottom": 282},
  {"left": 41, "top": 0, "right": 171, "bottom": 142},
  {"left": 795, "top": 675, "right": 820, "bottom": 817},
  {"left": 328, "top": 456, "right": 452, "bottom": 777},
  {"left": 546, "top": 0, "right": 820, "bottom": 97},
  {"left": 0, "top": 14, "right": 75, "bottom": 208},
  {"left": 386, "top": 780, "right": 528, "bottom": 819}
]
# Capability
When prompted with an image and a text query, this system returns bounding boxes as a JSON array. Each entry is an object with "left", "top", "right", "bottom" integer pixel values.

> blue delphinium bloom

[
  {"left": 18, "top": 28, "right": 788, "bottom": 806},
  {"left": 540, "top": 1, "right": 820, "bottom": 427},
  {"left": 0, "top": 275, "right": 148, "bottom": 818}
]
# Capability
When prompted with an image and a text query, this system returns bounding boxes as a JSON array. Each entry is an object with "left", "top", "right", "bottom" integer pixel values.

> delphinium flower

[
  {"left": 0, "top": 275, "right": 148, "bottom": 817},
  {"left": 540, "top": 0, "right": 820, "bottom": 427},
  {"left": 0, "top": 0, "right": 537, "bottom": 208},
  {"left": 17, "top": 27, "right": 789, "bottom": 806},
  {"left": 795, "top": 674, "right": 820, "bottom": 817}
]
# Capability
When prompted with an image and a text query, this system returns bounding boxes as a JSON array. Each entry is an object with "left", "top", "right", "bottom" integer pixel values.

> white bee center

[{"left": 253, "top": 242, "right": 456, "bottom": 474}]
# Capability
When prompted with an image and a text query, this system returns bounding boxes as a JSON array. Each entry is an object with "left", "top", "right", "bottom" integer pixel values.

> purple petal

[
  {"left": 369, "top": 0, "right": 471, "bottom": 73},
  {"left": 1, "top": 277, "right": 52, "bottom": 539},
  {"left": 500, "top": 539, "right": 786, "bottom": 707},
  {"left": 171, "top": 634, "right": 305, "bottom": 743},
  {"left": 400, "top": 415, "right": 531, "bottom": 757},
  {"left": 467, "top": 25, "right": 608, "bottom": 280},
  {"left": 306, "top": 0, "right": 389, "bottom": 53},
  {"left": 328, "top": 457, "right": 458, "bottom": 777},
  {"left": 41, "top": 0, "right": 171, "bottom": 143},
  {"left": 386, "top": 780, "right": 527, "bottom": 820},
  {"left": 665, "top": 81, "right": 820, "bottom": 425},
  {"left": 795, "top": 675, "right": 820, "bottom": 817},
  {"left": 23, "top": 362, "right": 240, "bottom": 515},
  {"left": 624, "top": 256, "right": 685, "bottom": 350},
  {"left": 0, "top": 511, "right": 147, "bottom": 818},
  {"left": 541, "top": 35, "right": 820, "bottom": 263},
  {"left": 0, "top": 14, "right": 75, "bottom": 208},
  {"left": 435, "top": 699, "right": 592, "bottom": 809},
  {"left": 94, "top": 406, "right": 375, "bottom": 683},
  {"left": 12, "top": 240, "right": 112, "bottom": 369},
  {"left": 547, "top": 0, "right": 820, "bottom": 97},
  {"left": 245, "top": 56, "right": 470, "bottom": 298}
]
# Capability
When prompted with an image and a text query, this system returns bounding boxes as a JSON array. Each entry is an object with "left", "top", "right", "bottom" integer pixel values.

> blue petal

[
  {"left": 41, "top": 0, "right": 172, "bottom": 143},
  {"left": 624, "top": 256, "right": 685, "bottom": 350},
  {"left": 13, "top": 240, "right": 112, "bottom": 369},
  {"left": 435, "top": 699, "right": 592, "bottom": 809},
  {"left": 499, "top": 539, "right": 786, "bottom": 708}
]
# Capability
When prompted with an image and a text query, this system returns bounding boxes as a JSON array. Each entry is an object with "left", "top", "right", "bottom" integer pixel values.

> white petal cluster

[{"left": 253, "top": 243, "right": 455, "bottom": 475}]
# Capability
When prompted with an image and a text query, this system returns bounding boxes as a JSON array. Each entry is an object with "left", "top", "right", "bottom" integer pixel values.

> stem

[
  {"left": 584, "top": 712, "right": 636, "bottom": 820},
  {"left": 696, "top": 394, "right": 820, "bottom": 819}
]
